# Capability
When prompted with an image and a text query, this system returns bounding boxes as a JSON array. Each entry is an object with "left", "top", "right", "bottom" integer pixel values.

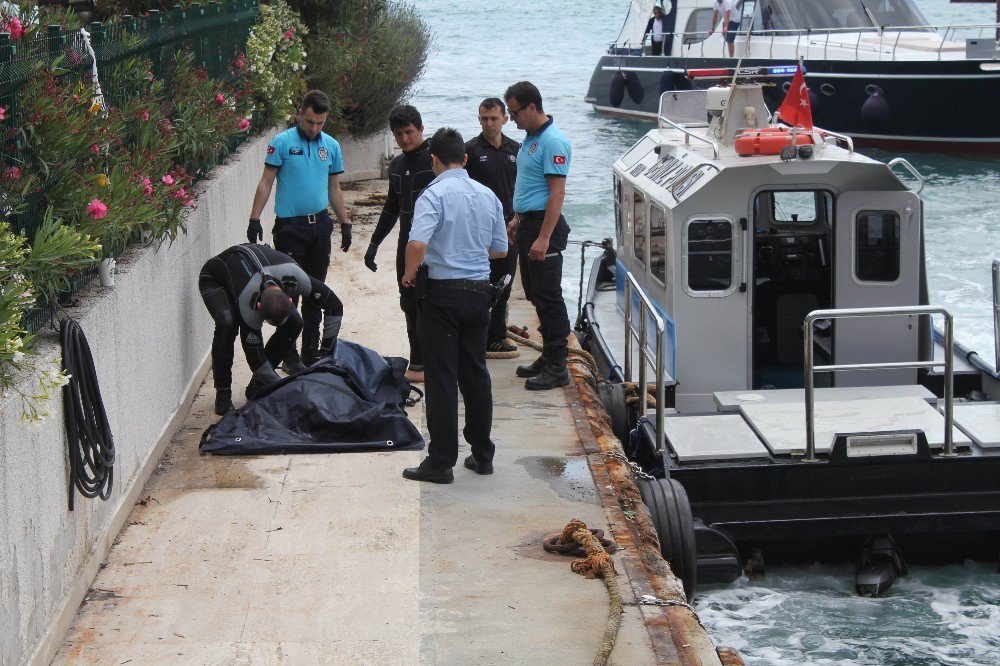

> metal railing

[
  {"left": 887, "top": 158, "right": 925, "bottom": 194},
  {"left": 802, "top": 306, "right": 955, "bottom": 462},
  {"left": 623, "top": 272, "right": 666, "bottom": 456},
  {"left": 993, "top": 259, "right": 1000, "bottom": 374},
  {"left": 658, "top": 113, "right": 720, "bottom": 159}
]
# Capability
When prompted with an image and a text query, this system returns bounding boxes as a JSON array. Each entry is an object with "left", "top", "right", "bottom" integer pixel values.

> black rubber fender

[
  {"left": 596, "top": 381, "right": 631, "bottom": 445},
  {"left": 658, "top": 70, "right": 675, "bottom": 96},
  {"left": 626, "top": 72, "right": 645, "bottom": 104},
  {"left": 637, "top": 477, "right": 697, "bottom": 600},
  {"left": 609, "top": 72, "right": 626, "bottom": 107}
]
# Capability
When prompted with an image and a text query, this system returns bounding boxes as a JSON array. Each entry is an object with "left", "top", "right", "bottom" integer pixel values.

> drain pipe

[{"left": 993, "top": 259, "right": 1000, "bottom": 373}]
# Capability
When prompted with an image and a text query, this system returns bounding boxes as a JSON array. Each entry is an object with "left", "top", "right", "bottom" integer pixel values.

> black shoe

[
  {"left": 516, "top": 355, "right": 547, "bottom": 378},
  {"left": 464, "top": 454, "right": 494, "bottom": 475},
  {"left": 245, "top": 378, "right": 267, "bottom": 400},
  {"left": 280, "top": 350, "right": 307, "bottom": 373},
  {"left": 487, "top": 339, "right": 518, "bottom": 353},
  {"left": 524, "top": 363, "right": 570, "bottom": 391},
  {"left": 214, "top": 389, "right": 234, "bottom": 416},
  {"left": 402, "top": 459, "right": 454, "bottom": 484}
]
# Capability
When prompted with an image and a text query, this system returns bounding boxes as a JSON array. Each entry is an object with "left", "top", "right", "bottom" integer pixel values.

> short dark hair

[
  {"left": 479, "top": 97, "right": 506, "bottom": 114},
  {"left": 429, "top": 127, "right": 465, "bottom": 166},
  {"left": 389, "top": 104, "right": 423, "bottom": 131},
  {"left": 260, "top": 287, "right": 292, "bottom": 324},
  {"left": 504, "top": 81, "right": 543, "bottom": 113},
  {"left": 300, "top": 90, "right": 331, "bottom": 115}
]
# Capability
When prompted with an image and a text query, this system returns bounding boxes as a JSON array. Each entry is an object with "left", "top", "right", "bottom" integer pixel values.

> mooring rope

[{"left": 485, "top": 338, "right": 521, "bottom": 360}]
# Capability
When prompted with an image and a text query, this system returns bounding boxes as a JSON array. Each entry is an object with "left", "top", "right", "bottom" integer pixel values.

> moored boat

[
  {"left": 586, "top": 0, "right": 1000, "bottom": 152},
  {"left": 577, "top": 74, "right": 1000, "bottom": 598}
]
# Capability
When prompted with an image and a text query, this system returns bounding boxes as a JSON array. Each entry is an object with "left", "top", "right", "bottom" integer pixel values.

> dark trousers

[
  {"left": 516, "top": 214, "right": 571, "bottom": 366},
  {"left": 273, "top": 214, "right": 332, "bottom": 350},
  {"left": 395, "top": 238, "right": 423, "bottom": 369},
  {"left": 418, "top": 287, "right": 494, "bottom": 470},
  {"left": 649, "top": 40, "right": 664, "bottom": 56},
  {"left": 487, "top": 251, "right": 518, "bottom": 343},
  {"left": 198, "top": 259, "right": 302, "bottom": 390}
]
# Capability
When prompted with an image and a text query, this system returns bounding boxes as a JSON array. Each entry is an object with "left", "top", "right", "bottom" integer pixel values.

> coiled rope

[{"left": 61, "top": 318, "right": 115, "bottom": 510}]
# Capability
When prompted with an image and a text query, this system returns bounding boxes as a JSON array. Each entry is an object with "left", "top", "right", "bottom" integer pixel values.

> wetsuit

[
  {"left": 198, "top": 244, "right": 344, "bottom": 393},
  {"left": 465, "top": 132, "right": 520, "bottom": 346},
  {"left": 370, "top": 140, "right": 434, "bottom": 370}
]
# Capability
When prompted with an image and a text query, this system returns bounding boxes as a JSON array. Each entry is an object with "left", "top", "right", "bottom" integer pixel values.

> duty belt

[
  {"left": 426, "top": 278, "right": 493, "bottom": 297},
  {"left": 276, "top": 210, "right": 330, "bottom": 225},
  {"left": 517, "top": 210, "right": 546, "bottom": 222}
]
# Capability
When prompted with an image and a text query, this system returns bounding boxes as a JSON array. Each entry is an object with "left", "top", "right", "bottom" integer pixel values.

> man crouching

[{"left": 400, "top": 128, "right": 508, "bottom": 483}]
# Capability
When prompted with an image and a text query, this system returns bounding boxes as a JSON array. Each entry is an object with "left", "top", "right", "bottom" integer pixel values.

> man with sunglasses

[
  {"left": 199, "top": 243, "right": 344, "bottom": 415},
  {"left": 503, "top": 81, "right": 572, "bottom": 391},
  {"left": 465, "top": 97, "right": 520, "bottom": 357}
]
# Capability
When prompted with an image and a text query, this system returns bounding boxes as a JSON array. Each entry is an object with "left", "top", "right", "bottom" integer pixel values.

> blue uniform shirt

[
  {"left": 513, "top": 117, "right": 571, "bottom": 213},
  {"left": 409, "top": 169, "right": 508, "bottom": 280},
  {"left": 264, "top": 127, "right": 344, "bottom": 218}
]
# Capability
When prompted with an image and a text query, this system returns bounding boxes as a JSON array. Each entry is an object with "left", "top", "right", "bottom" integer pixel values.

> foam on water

[{"left": 409, "top": 1, "right": 1000, "bottom": 662}]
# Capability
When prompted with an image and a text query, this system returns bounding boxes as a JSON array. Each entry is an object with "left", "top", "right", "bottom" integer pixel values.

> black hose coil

[{"left": 61, "top": 318, "right": 114, "bottom": 510}]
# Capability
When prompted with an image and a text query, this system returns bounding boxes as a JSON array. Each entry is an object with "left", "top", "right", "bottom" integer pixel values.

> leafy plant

[{"left": 245, "top": 0, "right": 308, "bottom": 127}]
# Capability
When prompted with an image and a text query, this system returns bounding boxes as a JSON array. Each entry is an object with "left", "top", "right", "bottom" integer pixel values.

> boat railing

[
  {"left": 993, "top": 259, "right": 1000, "bottom": 374},
  {"left": 802, "top": 306, "right": 955, "bottom": 462},
  {"left": 623, "top": 271, "right": 665, "bottom": 457},
  {"left": 658, "top": 113, "right": 720, "bottom": 159},
  {"left": 611, "top": 22, "right": 1000, "bottom": 62},
  {"left": 887, "top": 158, "right": 925, "bottom": 194}
]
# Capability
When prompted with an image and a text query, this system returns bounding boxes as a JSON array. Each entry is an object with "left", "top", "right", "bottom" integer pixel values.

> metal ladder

[{"left": 623, "top": 272, "right": 666, "bottom": 456}]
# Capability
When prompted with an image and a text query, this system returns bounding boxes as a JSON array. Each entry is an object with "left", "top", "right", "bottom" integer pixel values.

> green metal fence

[{"left": 0, "top": 0, "right": 260, "bottom": 333}]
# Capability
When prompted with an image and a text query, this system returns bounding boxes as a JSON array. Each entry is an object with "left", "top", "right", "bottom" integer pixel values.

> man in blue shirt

[
  {"left": 400, "top": 128, "right": 508, "bottom": 484},
  {"left": 248, "top": 90, "right": 352, "bottom": 370},
  {"left": 504, "top": 81, "right": 573, "bottom": 391}
]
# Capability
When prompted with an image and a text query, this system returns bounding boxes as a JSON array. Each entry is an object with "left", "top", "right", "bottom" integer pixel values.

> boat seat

[
  {"left": 952, "top": 402, "right": 1000, "bottom": 449},
  {"left": 739, "top": 396, "right": 972, "bottom": 456},
  {"left": 713, "top": 385, "right": 936, "bottom": 413},
  {"left": 663, "top": 414, "right": 771, "bottom": 462}
]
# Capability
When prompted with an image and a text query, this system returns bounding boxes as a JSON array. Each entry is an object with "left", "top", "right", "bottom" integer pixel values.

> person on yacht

[
  {"left": 644, "top": 5, "right": 666, "bottom": 56},
  {"left": 709, "top": 0, "right": 739, "bottom": 57}
]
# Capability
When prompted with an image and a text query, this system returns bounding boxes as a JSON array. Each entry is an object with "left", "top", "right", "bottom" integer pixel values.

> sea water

[{"left": 408, "top": 1, "right": 1000, "bottom": 663}]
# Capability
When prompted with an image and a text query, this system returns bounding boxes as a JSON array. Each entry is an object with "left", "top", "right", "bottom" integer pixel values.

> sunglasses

[{"left": 508, "top": 103, "right": 529, "bottom": 119}]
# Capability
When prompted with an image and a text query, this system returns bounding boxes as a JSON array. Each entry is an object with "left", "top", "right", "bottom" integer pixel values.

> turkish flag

[{"left": 777, "top": 65, "right": 813, "bottom": 131}]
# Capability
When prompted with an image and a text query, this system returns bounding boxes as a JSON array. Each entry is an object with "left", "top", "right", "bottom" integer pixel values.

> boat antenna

[{"left": 857, "top": 0, "right": 883, "bottom": 35}]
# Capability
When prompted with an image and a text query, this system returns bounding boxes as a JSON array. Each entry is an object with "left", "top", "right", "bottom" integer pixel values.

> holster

[
  {"left": 415, "top": 264, "right": 429, "bottom": 300},
  {"left": 490, "top": 274, "right": 512, "bottom": 310}
]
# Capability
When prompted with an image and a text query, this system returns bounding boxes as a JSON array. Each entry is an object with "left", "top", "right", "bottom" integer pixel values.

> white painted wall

[
  {"left": 338, "top": 131, "right": 392, "bottom": 182},
  {"left": 0, "top": 132, "right": 284, "bottom": 666}
]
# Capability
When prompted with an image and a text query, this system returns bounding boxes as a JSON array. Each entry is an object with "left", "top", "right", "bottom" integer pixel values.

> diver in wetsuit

[
  {"left": 199, "top": 243, "right": 344, "bottom": 415},
  {"left": 362, "top": 105, "right": 434, "bottom": 383}
]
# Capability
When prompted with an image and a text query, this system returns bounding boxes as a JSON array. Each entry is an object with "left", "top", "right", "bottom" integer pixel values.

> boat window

[
  {"left": 650, "top": 204, "right": 667, "bottom": 284},
  {"left": 633, "top": 190, "right": 647, "bottom": 269},
  {"left": 752, "top": 0, "right": 930, "bottom": 32},
  {"left": 687, "top": 219, "right": 733, "bottom": 292},
  {"left": 614, "top": 175, "right": 623, "bottom": 243},
  {"left": 855, "top": 211, "right": 901, "bottom": 282},
  {"left": 682, "top": 9, "right": 714, "bottom": 45},
  {"left": 773, "top": 191, "right": 818, "bottom": 224}
]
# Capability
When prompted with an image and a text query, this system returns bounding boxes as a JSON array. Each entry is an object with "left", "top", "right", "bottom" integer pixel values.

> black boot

[
  {"left": 524, "top": 363, "right": 570, "bottom": 391},
  {"left": 280, "top": 348, "right": 307, "bottom": 373},
  {"left": 515, "top": 355, "right": 547, "bottom": 378},
  {"left": 214, "top": 389, "right": 234, "bottom": 416},
  {"left": 301, "top": 336, "right": 320, "bottom": 366},
  {"left": 402, "top": 458, "right": 454, "bottom": 484}
]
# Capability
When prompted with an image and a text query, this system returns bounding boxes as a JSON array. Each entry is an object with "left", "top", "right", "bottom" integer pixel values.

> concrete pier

[{"left": 51, "top": 182, "right": 726, "bottom": 664}]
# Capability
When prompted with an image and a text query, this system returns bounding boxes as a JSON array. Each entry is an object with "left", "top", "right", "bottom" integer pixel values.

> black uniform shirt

[
  {"left": 371, "top": 141, "right": 435, "bottom": 248},
  {"left": 464, "top": 133, "right": 520, "bottom": 222}
]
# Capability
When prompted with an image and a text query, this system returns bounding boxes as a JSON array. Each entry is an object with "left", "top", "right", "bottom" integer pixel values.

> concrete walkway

[{"left": 52, "top": 184, "right": 660, "bottom": 664}]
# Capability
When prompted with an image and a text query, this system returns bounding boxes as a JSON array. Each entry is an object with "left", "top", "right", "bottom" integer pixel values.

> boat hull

[{"left": 586, "top": 55, "right": 1000, "bottom": 152}]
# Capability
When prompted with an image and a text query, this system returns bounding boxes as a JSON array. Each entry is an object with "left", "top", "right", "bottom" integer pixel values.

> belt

[
  {"left": 427, "top": 278, "right": 493, "bottom": 297},
  {"left": 517, "top": 210, "right": 546, "bottom": 221},
  {"left": 275, "top": 210, "right": 330, "bottom": 225}
]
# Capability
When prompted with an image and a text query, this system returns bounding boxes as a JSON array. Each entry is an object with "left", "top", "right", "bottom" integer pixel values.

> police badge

[{"left": 318, "top": 147, "right": 329, "bottom": 161}]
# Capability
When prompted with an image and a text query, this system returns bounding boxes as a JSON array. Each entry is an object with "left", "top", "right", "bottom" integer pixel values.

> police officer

[
  {"left": 465, "top": 97, "right": 520, "bottom": 357},
  {"left": 400, "top": 128, "right": 507, "bottom": 484},
  {"left": 248, "top": 90, "right": 351, "bottom": 370},
  {"left": 363, "top": 105, "right": 434, "bottom": 383},
  {"left": 504, "top": 81, "right": 573, "bottom": 391},
  {"left": 199, "top": 243, "right": 344, "bottom": 416}
]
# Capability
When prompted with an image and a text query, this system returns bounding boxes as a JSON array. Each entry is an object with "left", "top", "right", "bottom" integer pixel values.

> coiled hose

[{"left": 61, "top": 318, "right": 114, "bottom": 510}]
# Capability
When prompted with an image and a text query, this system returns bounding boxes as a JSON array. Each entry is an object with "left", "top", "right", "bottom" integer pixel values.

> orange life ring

[{"left": 734, "top": 128, "right": 814, "bottom": 156}]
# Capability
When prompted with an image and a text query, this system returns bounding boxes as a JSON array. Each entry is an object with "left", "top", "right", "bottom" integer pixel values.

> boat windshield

[{"left": 748, "top": 0, "right": 932, "bottom": 32}]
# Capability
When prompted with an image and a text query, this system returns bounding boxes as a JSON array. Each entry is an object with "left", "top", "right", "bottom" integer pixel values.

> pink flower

[
  {"left": 2, "top": 17, "right": 25, "bottom": 40},
  {"left": 215, "top": 93, "right": 225, "bottom": 104},
  {"left": 139, "top": 109, "right": 149, "bottom": 121},
  {"left": 284, "top": 28, "right": 295, "bottom": 39},
  {"left": 174, "top": 188, "right": 187, "bottom": 199},
  {"left": 186, "top": 200, "right": 197, "bottom": 208},
  {"left": 234, "top": 55, "right": 246, "bottom": 70},
  {"left": 0, "top": 106, "right": 5, "bottom": 121},
  {"left": 72, "top": 94, "right": 80, "bottom": 102},
  {"left": 87, "top": 199, "right": 108, "bottom": 220},
  {"left": 91, "top": 144, "right": 100, "bottom": 153},
  {"left": 3, "top": 166, "right": 21, "bottom": 180},
  {"left": 237, "top": 117, "right": 250, "bottom": 131},
  {"left": 141, "top": 178, "right": 152, "bottom": 196},
  {"left": 161, "top": 174, "right": 174, "bottom": 185}
]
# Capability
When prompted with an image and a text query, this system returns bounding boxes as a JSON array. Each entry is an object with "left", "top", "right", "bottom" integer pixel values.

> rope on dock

[{"left": 551, "top": 518, "right": 624, "bottom": 666}]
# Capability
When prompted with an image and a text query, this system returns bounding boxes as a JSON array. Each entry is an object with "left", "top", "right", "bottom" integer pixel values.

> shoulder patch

[
  {"left": 553, "top": 155, "right": 567, "bottom": 165},
  {"left": 267, "top": 146, "right": 276, "bottom": 155}
]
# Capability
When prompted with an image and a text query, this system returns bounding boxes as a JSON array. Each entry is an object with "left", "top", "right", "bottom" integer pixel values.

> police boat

[
  {"left": 576, "top": 74, "right": 1000, "bottom": 598},
  {"left": 586, "top": 0, "right": 1000, "bottom": 152}
]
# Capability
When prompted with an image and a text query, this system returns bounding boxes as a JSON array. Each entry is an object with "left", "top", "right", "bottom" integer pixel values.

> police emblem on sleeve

[
  {"left": 267, "top": 146, "right": 276, "bottom": 155},
  {"left": 553, "top": 155, "right": 566, "bottom": 165},
  {"left": 509, "top": 155, "right": 516, "bottom": 162},
  {"left": 318, "top": 147, "right": 328, "bottom": 161}
]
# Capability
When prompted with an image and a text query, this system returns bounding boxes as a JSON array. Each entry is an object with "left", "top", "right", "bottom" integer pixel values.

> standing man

[
  {"left": 248, "top": 89, "right": 352, "bottom": 371},
  {"left": 709, "top": 0, "right": 739, "bottom": 57},
  {"left": 199, "top": 243, "right": 344, "bottom": 416},
  {"left": 363, "top": 105, "right": 434, "bottom": 383},
  {"left": 504, "top": 81, "right": 572, "bottom": 391},
  {"left": 465, "top": 97, "right": 520, "bottom": 357},
  {"left": 400, "top": 128, "right": 507, "bottom": 484},
  {"left": 644, "top": 5, "right": 666, "bottom": 56}
]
